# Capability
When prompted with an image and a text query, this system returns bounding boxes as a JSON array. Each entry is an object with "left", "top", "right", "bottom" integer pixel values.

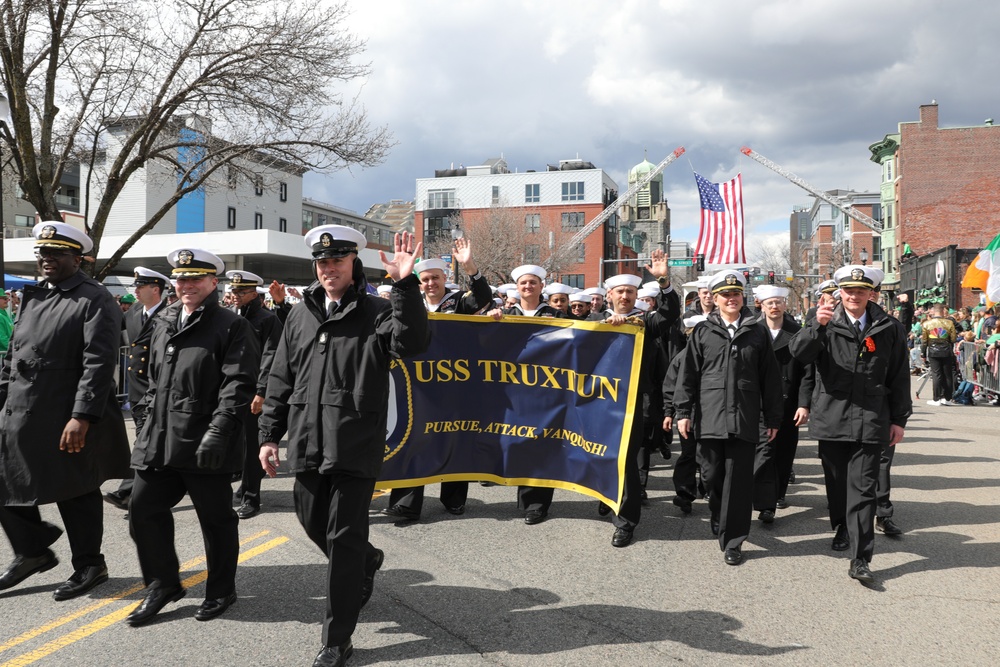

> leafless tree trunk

[{"left": 0, "top": 0, "right": 392, "bottom": 278}]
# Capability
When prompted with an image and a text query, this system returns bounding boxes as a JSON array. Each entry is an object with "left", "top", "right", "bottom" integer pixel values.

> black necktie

[
  {"left": 141, "top": 311, "right": 148, "bottom": 326},
  {"left": 327, "top": 302, "right": 338, "bottom": 319},
  {"left": 855, "top": 320, "right": 864, "bottom": 336}
]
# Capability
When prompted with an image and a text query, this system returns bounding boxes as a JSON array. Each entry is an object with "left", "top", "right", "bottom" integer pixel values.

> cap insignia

[
  {"left": 321, "top": 233, "right": 332, "bottom": 247},
  {"left": 232, "top": 272, "right": 243, "bottom": 283},
  {"left": 40, "top": 225, "right": 56, "bottom": 239},
  {"left": 178, "top": 250, "right": 194, "bottom": 265},
  {"left": 851, "top": 268, "right": 865, "bottom": 281},
  {"left": 725, "top": 274, "right": 738, "bottom": 286}
]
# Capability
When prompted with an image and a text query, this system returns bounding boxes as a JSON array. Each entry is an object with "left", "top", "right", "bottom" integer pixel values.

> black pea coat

[
  {"left": 673, "top": 308, "right": 783, "bottom": 442},
  {"left": 789, "top": 302, "right": 911, "bottom": 445},
  {"left": 259, "top": 275, "right": 430, "bottom": 479},
  {"left": 124, "top": 298, "right": 169, "bottom": 413},
  {"left": 759, "top": 313, "right": 814, "bottom": 421},
  {"left": 0, "top": 271, "right": 130, "bottom": 505},
  {"left": 428, "top": 274, "right": 494, "bottom": 314},
  {"left": 132, "top": 293, "right": 259, "bottom": 474},
  {"left": 239, "top": 297, "right": 283, "bottom": 397}
]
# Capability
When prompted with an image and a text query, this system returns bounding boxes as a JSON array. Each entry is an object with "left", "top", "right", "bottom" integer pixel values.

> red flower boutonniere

[{"left": 864, "top": 337, "right": 876, "bottom": 352}]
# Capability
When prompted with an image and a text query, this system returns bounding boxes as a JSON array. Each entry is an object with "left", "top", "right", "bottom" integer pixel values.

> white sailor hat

[
  {"left": 695, "top": 277, "right": 712, "bottom": 289},
  {"left": 445, "top": 282, "right": 459, "bottom": 291},
  {"left": 583, "top": 286, "right": 608, "bottom": 297},
  {"left": 376, "top": 284, "right": 393, "bottom": 295},
  {"left": 167, "top": 248, "right": 225, "bottom": 277},
  {"left": 225, "top": 270, "right": 264, "bottom": 288},
  {"left": 637, "top": 287, "right": 659, "bottom": 300},
  {"left": 569, "top": 292, "right": 590, "bottom": 304},
  {"left": 755, "top": 285, "right": 789, "bottom": 301},
  {"left": 498, "top": 283, "right": 515, "bottom": 295},
  {"left": 416, "top": 258, "right": 449, "bottom": 274},
  {"left": 505, "top": 288, "right": 520, "bottom": 299},
  {"left": 815, "top": 279, "right": 838, "bottom": 296},
  {"left": 511, "top": 265, "right": 546, "bottom": 282},
  {"left": 33, "top": 221, "right": 93, "bottom": 254},
  {"left": 708, "top": 270, "right": 746, "bottom": 294},
  {"left": 634, "top": 299, "right": 651, "bottom": 311},
  {"left": 544, "top": 282, "right": 575, "bottom": 296},
  {"left": 833, "top": 264, "right": 881, "bottom": 289},
  {"left": 604, "top": 274, "right": 642, "bottom": 290},
  {"left": 256, "top": 286, "right": 268, "bottom": 295},
  {"left": 642, "top": 281, "right": 660, "bottom": 292},
  {"left": 683, "top": 314, "right": 708, "bottom": 329},
  {"left": 304, "top": 224, "right": 367, "bottom": 259},
  {"left": 131, "top": 266, "right": 171, "bottom": 287}
]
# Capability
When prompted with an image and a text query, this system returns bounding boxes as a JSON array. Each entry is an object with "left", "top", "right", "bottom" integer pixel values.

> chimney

[{"left": 919, "top": 102, "right": 939, "bottom": 129}]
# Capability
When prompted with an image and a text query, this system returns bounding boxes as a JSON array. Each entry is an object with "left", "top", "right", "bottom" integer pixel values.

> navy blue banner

[{"left": 379, "top": 313, "right": 644, "bottom": 511}]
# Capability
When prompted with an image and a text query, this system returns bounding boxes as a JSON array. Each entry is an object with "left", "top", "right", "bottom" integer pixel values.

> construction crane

[
  {"left": 547, "top": 146, "right": 686, "bottom": 271},
  {"left": 740, "top": 146, "right": 883, "bottom": 233}
]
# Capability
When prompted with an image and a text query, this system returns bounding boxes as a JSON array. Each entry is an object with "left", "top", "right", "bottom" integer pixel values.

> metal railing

[{"left": 958, "top": 340, "right": 1000, "bottom": 394}]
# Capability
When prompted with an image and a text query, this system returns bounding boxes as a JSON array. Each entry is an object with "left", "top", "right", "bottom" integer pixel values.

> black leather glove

[{"left": 195, "top": 424, "right": 228, "bottom": 470}]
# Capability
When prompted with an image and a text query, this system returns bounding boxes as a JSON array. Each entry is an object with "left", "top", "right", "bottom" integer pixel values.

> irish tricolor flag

[{"left": 962, "top": 231, "right": 1000, "bottom": 306}]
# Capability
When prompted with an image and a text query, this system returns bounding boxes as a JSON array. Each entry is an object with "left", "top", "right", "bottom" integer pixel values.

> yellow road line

[{"left": 0, "top": 530, "right": 278, "bottom": 667}]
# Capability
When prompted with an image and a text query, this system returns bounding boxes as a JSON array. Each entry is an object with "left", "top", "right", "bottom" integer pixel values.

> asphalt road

[{"left": 1, "top": 393, "right": 998, "bottom": 667}]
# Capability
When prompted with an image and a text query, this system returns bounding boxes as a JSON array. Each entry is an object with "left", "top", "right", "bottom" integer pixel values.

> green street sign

[{"left": 667, "top": 258, "right": 693, "bottom": 267}]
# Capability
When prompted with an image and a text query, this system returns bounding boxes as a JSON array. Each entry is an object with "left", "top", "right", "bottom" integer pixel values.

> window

[
  {"left": 561, "top": 211, "right": 585, "bottom": 231},
  {"left": 576, "top": 243, "right": 586, "bottom": 262},
  {"left": 525, "top": 183, "right": 540, "bottom": 203},
  {"left": 492, "top": 186, "right": 500, "bottom": 204},
  {"left": 227, "top": 207, "right": 237, "bottom": 229},
  {"left": 427, "top": 189, "right": 456, "bottom": 208},
  {"left": 254, "top": 177, "right": 263, "bottom": 196},
  {"left": 561, "top": 181, "right": 584, "bottom": 202},
  {"left": 279, "top": 181, "right": 288, "bottom": 202},
  {"left": 254, "top": 212, "right": 263, "bottom": 230},
  {"left": 279, "top": 217, "right": 287, "bottom": 233},
  {"left": 872, "top": 236, "right": 882, "bottom": 261},
  {"left": 885, "top": 160, "right": 893, "bottom": 182},
  {"left": 564, "top": 274, "right": 584, "bottom": 289},
  {"left": 885, "top": 203, "right": 894, "bottom": 230},
  {"left": 525, "top": 214, "right": 540, "bottom": 233},
  {"left": 525, "top": 244, "right": 541, "bottom": 262},
  {"left": 14, "top": 214, "right": 33, "bottom": 227},
  {"left": 302, "top": 209, "right": 314, "bottom": 231}
]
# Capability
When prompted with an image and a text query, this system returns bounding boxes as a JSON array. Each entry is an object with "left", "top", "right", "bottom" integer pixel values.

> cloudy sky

[{"left": 307, "top": 0, "right": 1000, "bottom": 256}]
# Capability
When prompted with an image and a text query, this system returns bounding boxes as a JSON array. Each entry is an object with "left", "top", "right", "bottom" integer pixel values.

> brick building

[
  {"left": 414, "top": 157, "right": 624, "bottom": 288},
  {"left": 870, "top": 102, "right": 1000, "bottom": 307}
]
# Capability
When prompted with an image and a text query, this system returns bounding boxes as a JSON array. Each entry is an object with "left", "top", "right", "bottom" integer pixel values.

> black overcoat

[
  {"left": 123, "top": 297, "right": 168, "bottom": 410},
  {"left": 0, "top": 271, "right": 130, "bottom": 505}
]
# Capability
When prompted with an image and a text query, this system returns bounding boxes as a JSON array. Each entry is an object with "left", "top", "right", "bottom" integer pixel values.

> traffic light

[
  {"left": 767, "top": 271, "right": 775, "bottom": 285},
  {"left": 742, "top": 270, "right": 750, "bottom": 284},
  {"left": 695, "top": 254, "right": 705, "bottom": 272}
]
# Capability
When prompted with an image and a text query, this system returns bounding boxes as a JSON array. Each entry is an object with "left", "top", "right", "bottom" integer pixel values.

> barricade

[{"left": 958, "top": 340, "right": 1000, "bottom": 395}]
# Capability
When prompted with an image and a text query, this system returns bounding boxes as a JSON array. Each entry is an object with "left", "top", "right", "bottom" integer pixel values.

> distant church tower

[{"left": 621, "top": 153, "right": 671, "bottom": 257}]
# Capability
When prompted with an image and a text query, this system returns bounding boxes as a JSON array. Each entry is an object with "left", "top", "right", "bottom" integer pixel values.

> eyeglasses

[{"left": 34, "top": 249, "right": 74, "bottom": 260}]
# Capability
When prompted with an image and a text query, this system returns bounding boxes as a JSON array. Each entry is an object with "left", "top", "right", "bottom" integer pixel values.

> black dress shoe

[
  {"left": 236, "top": 502, "right": 260, "bottom": 519},
  {"left": 103, "top": 492, "right": 129, "bottom": 510},
  {"left": 758, "top": 509, "right": 775, "bottom": 524},
  {"left": 125, "top": 585, "right": 186, "bottom": 627},
  {"left": 194, "top": 592, "right": 237, "bottom": 621},
  {"left": 0, "top": 550, "right": 58, "bottom": 591},
  {"left": 876, "top": 517, "right": 903, "bottom": 535},
  {"left": 313, "top": 641, "right": 353, "bottom": 667},
  {"left": 597, "top": 502, "right": 611, "bottom": 516},
  {"left": 831, "top": 525, "right": 850, "bottom": 552},
  {"left": 848, "top": 558, "right": 875, "bottom": 584},
  {"left": 672, "top": 496, "right": 692, "bottom": 514},
  {"left": 775, "top": 497, "right": 789, "bottom": 510},
  {"left": 232, "top": 490, "right": 243, "bottom": 506},
  {"left": 361, "top": 548, "right": 384, "bottom": 609},
  {"left": 789, "top": 469, "right": 797, "bottom": 484},
  {"left": 724, "top": 547, "right": 743, "bottom": 566},
  {"left": 53, "top": 564, "right": 109, "bottom": 601},
  {"left": 444, "top": 505, "right": 465, "bottom": 515},
  {"left": 710, "top": 515, "right": 720, "bottom": 536},
  {"left": 640, "top": 489, "right": 649, "bottom": 506},
  {"left": 611, "top": 527, "right": 634, "bottom": 548},
  {"left": 384, "top": 504, "right": 419, "bottom": 521},
  {"left": 524, "top": 509, "right": 547, "bottom": 525}
]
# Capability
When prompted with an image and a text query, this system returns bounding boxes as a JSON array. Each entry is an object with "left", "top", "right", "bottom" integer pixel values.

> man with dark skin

[{"left": 0, "top": 222, "right": 129, "bottom": 600}]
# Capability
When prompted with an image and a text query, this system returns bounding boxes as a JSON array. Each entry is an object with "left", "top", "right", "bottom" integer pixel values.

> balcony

[{"left": 55, "top": 193, "right": 80, "bottom": 210}]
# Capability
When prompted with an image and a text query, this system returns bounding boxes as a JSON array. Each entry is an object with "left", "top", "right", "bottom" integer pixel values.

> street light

[
  {"left": 860, "top": 246, "right": 869, "bottom": 266},
  {"left": 0, "top": 91, "right": 8, "bottom": 290},
  {"left": 449, "top": 225, "right": 463, "bottom": 285}
]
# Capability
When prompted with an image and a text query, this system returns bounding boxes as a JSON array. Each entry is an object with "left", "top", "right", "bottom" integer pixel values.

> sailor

[
  {"left": 542, "top": 283, "right": 575, "bottom": 314},
  {"left": 683, "top": 278, "right": 715, "bottom": 317},
  {"left": 376, "top": 284, "right": 393, "bottom": 299},
  {"left": 126, "top": 247, "right": 259, "bottom": 625},
  {"left": 0, "top": 222, "right": 130, "bottom": 600},
  {"left": 789, "top": 264, "right": 911, "bottom": 585},
  {"left": 568, "top": 292, "right": 592, "bottom": 320},
  {"left": 674, "top": 270, "right": 782, "bottom": 565},
  {"left": 582, "top": 286, "right": 607, "bottom": 315},
  {"left": 805, "top": 279, "right": 838, "bottom": 321},
  {"left": 226, "top": 270, "right": 283, "bottom": 520}
]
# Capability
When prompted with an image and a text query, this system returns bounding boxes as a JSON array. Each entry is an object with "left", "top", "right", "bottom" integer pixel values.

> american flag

[{"left": 694, "top": 172, "right": 745, "bottom": 264}]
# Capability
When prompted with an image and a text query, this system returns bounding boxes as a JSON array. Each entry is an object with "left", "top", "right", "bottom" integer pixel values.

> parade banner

[{"left": 379, "top": 313, "right": 645, "bottom": 512}]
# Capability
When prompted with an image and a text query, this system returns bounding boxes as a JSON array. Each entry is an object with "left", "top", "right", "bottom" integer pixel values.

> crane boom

[
  {"left": 547, "top": 146, "right": 686, "bottom": 270},
  {"left": 740, "top": 146, "right": 883, "bottom": 233}
]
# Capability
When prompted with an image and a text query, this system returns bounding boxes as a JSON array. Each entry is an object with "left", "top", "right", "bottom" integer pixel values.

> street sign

[{"left": 667, "top": 258, "right": 693, "bottom": 267}]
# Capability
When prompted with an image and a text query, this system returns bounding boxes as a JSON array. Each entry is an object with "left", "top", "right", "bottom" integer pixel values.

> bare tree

[
  {"left": 454, "top": 201, "right": 535, "bottom": 285},
  {"left": 0, "top": 0, "right": 392, "bottom": 278}
]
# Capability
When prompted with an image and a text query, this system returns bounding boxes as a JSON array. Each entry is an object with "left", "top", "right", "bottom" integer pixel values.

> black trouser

[
  {"left": 929, "top": 355, "right": 955, "bottom": 401},
  {"left": 235, "top": 411, "right": 265, "bottom": 507},
  {"left": 293, "top": 470, "right": 379, "bottom": 647},
  {"left": 818, "top": 440, "right": 881, "bottom": 563},
  {"left": 129, "top": 468, "right": 239, "bottom": 599},
  {"left": 110, "top": 408, "right": 147, "bottom": 501},
  {"left": 876, "top": 442, "right": 895, "bottom": 519},
  {"left": 638, "top": 400, "right": 664, "bottom": 487},
  {"left": 517, "top": 485, "right": 554, "bottom": 514},
  {"left": 752, "top": 437, "right": 777, "bottom": 512},
  {"left": 0, "top": 490, "right": 104, "bottom": 571},
  {"left": 671, "top": 431, "right": 700, "bottom": 503},
  {"left": 388, "top": 482, "right": 468, "bottom": 516},
  {"left": 701, "top": 437, "right": 755, "bottom": 551},
  {"left": 612, "top": 411, "right": 645, "bottom": 529},
  {"left": 772, "top": 421, "right": 800, "bottom": 501}
]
